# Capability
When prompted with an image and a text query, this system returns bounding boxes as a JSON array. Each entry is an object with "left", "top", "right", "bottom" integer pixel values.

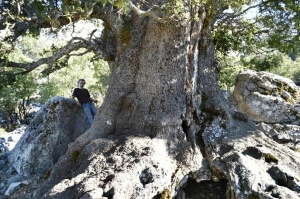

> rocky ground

[
  {"left": 0, "top": 113, "right": 230, "bottom": 199},
  {"left": 0, "top": 125, "right": 27, "bottom": 199},
  {"left": 1, "top": 71, "right": 300, "bottom": 199},
  {"left": 0, "top": 125, "right": 27, "bottom": 152}
]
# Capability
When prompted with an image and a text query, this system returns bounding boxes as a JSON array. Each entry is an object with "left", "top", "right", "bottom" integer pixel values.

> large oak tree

[{"left": 1, "top": 0, "right": 300, "bottom": 198}]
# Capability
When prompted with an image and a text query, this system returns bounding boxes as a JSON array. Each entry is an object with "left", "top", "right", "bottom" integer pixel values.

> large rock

[
  {"left": 6, "top": 73, "right": 300, "bottom": 199},
  {"left": 232, "top": 70, "right": 300, "bottom": 123},
  {"left": 8, "top": 96, "right": 89, "bottom": 177}
]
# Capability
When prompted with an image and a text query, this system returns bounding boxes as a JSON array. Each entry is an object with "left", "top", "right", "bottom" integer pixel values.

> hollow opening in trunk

[{"left": 181, "top": 179, "right": 229, "bottom": 199}]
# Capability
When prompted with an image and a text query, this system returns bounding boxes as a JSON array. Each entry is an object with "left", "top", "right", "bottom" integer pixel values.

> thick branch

[
  {"left": 0, "top": 34, "right": 115, "bottom": 77},
  {"left": 128, "top": 1, "right": 164, "bottom": 22},
  {"left": 81, "top": 1, "right": 124, "bottom": 33}
]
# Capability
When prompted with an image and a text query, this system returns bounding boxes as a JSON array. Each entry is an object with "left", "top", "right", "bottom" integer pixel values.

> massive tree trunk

[{"left": 11, "top": 2, "right": 300, "bottom": 199}]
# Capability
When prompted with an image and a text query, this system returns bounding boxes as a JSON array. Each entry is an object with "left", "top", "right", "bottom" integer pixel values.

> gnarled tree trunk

[{"left": 11, "top": 2, "right": 300, "bottom": 199}]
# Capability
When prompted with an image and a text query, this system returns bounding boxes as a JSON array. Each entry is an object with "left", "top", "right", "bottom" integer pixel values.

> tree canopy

[
  {"left": 0, "top": 0, "right": 299, "bottom": 86},
  {"left": 214, "top": 0, "right": 300, "bottom": 55}
]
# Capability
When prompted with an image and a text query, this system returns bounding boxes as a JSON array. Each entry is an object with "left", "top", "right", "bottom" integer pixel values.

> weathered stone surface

[
  {"left": 6, "top": 114, "right": 300, "bottom": 199},
  {"left": 4, "top": 182, "right": 22, "bottom": 196},
  {"left": 8, "top": 96, "right": 89, "bottom": 177},
  {"left": 5, "top": 72, "right": 300, "bottom": 199},
  {"left": 79, "top": 188, "right": 104, "bottom": 199},
  {"left": 257, "top": 122, "right": 300, "bottom": 151},
  {"left": 232, "top": 70, "right": 300, "bottom": 123},
  {"left": 202, "top": 118, "right": 300, "bottom": 199},
  {"left": 1, "top": 70, "right": 300, "bottom": 199},
  {"left": 36, "top": 135, "right": 205, "bottom": 199}
]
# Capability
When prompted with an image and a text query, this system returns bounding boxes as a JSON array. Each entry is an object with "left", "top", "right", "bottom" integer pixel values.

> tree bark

[{"left": 11, "top": 2, "right": 300, "bottom": 199}]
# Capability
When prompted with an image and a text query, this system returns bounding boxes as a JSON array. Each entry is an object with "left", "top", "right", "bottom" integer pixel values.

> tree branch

[
  {"left": 0, "top": 32, "right": 116, "bottom": 77},
  {"left": 127, "top": 1, "right": 164, "bottom": 22}
]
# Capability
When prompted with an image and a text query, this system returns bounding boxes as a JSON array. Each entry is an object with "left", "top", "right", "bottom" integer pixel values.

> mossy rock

[
  {"left": 175, "top": 180, "right": 180, "bottom": 189},
  {"left": 160, "top": 189, "right": 172, "bottom": 199},
  {"left": 247, "top": 194, "right": 259, "bottom": 199},
  {"left": 44, "top": 169, "right": 52, "bottom": 180},
  {"left": 294, "top": 147, "right": 300, "bottom": 153},
  {"left": 72, "top": 150, "right": 80, "bottom": 163},
  {"left": 262, "top": 153, "right": 278, "bottom": 164},
  {"left": 286, "top": 98, "right": 294, "bottom": 104},
  {"left": 120, "top": 25, "right": 131, "bottom": 46}
]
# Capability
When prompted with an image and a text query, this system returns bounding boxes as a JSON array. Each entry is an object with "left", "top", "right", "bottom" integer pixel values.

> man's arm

[
  {"left": 87, "top": 89, "right": 98, "bottom": 103},
  {"left": 90, "top": 97, "right": 98, "bottom": 103},
  {"left": 72, "top": 96, "right": 82, "bottom": 107},
  {"left": 72, "top": 89, "right": 81, "bottom": 106}
]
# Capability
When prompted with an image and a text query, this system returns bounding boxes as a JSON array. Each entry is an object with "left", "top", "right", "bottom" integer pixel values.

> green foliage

[
  {"left": 213, "top": 19, "right": 257, "bottom": 55},
  {"left": 113, "top": 0, "right": 129, "bottom": 12},
  {"left": 219, "top": 51, "right": 300, "bottom": 89},
  {"left": 218, "top": 52, "right": 245, "bottom": 89},
  {"left": 13, "top": 35, "right": 46, "bottom": 61},
  {"left": 213, "top": 28, "right": 237, "bottom": 55},
  {"left": 270, "top": 56, "right": 300, "bottom": 85},
  {"left": 0, "top": 36, "right": 40, "bottom": 128},
  {"left": 0, "top": 72, "right": 39, "bottom": 129},
  {"left": 90, "top": 59, "right": 110, "bottom": 98},
  {"left": 0, "top": 85, "right": 18, "bottom": 114},
  {"left": 292, "top": 70, "right": 300, "bottom": 86},
  {"left": 2, "top": 0, "right": 300, "bottom": 119},
  {"left": 38, "top": 50, "right": 110, "bottom": 104},
  {"left": 213, "top": 0, "right": 300, "bottom": 57},
  {"left": 256, "top": 0, "right": 300, "bottom": 55},
  {"left": 164, "top": 1, "right": 186, "bottom": 20},
  {"left": 241, "top": 51, "right": 283, "bottom": 71}
]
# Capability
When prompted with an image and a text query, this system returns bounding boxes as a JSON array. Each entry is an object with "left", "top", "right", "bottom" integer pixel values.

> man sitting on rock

[{"left": 72, "top": 79, "right": 97, "bottom": 125}]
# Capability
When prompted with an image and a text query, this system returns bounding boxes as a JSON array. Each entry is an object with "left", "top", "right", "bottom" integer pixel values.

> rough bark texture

[
  {"left": 7, "top": 2, "right": 300, "bottom": 199},
  {"left": 37, "top": 14, "right": 205, "bottom": 198}
]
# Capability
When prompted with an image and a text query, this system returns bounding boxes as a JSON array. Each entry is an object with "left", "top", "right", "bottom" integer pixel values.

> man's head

[{"left": 77, "top": 79, "right": 86, "bottom": 88}]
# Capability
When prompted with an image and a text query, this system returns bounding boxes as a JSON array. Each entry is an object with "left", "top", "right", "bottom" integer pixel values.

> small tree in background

[
  {"left": 0, "top": 39, "right": 40, "bottom": 130},
  {"left": 219, "top": 51, "right": 300, "bottom": 90},
  {"left": 269, "top": 55, "right": 300, "bottom": 82},
  {"left": 218, "top": 53, "right": 245, "bottom": 90},
  {"left": 241, "top": 51, "right": 283, "bottom": 72},
  {"left": 0, "top": 73, "right": 39, "bottom": 130}
]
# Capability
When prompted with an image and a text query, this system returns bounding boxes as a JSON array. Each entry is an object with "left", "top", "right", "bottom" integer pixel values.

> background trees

[
  {"left": 213, "top": 0, "right": 300, "bottom": 90},
  {"left": 219, "top": 52, "right": 300, "bottom": 90}
]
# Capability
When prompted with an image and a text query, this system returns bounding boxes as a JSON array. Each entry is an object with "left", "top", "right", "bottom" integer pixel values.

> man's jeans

[{"left": 82, "top": 103, "right": 97, "bottom": 125}]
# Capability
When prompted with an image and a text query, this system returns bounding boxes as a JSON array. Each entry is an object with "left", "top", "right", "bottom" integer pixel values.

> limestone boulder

[
  {"left": 232, "top": 70, "right": 300, "bottom": 123},
  {"left": 257, "top": 122, "right": 300, "bottom": 150},
  {"left": 5, "top": 72, "right": 300, "bottom": 199},
  {"left": 8, "top": 96, "right": 89, "bottom": 177}
]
